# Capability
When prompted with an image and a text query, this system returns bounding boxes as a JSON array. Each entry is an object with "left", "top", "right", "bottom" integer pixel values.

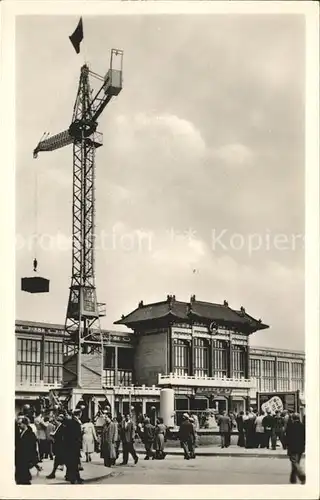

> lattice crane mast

[{"left": 33, "top": 49, "right": 123, "bottom": 389}]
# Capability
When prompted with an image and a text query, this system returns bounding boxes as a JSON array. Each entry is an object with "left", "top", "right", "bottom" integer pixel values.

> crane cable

[{"left": 33, "top": 159, "right": 39, "bottom": 273}]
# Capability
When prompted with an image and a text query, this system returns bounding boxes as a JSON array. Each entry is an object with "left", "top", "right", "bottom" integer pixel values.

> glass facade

[
  {"left": 277, "top": 361, "right": 290, "bottom": 391},
  {"left": 212, "top": 340, "right": 228, "bottom": 377},
  {"left": 15, "top": 325, "right": 305, "bottom": 397},
  {"left": 44, "top": 341, "right": 63, "bottom": 384},
  {"left": 194, "top": 338, "right": 208, "bottom": 377},
  {"left": 291, "top": 362, "right": 304, "bottom": 391},
  {"left": 250, "top": 358, "right": 261, "bottom": 390},
  {"left": 173, "top": 339, "right": 189, "bottom": 376},
  {"left": 261, "top": 360, "right": 276, "bottom": 391},
  {"left": 16, "top": 338, "right": 41, "bottom": 383}
]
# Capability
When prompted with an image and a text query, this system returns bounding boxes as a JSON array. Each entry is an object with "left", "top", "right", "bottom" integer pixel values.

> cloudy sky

[{"left": 15, "top": 14, "right": 305, "bottom": 350}]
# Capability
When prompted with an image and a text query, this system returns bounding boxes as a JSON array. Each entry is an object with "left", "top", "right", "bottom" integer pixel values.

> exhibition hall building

[{"left": 15, "top": 296, "right": 305, "bottom": 426}]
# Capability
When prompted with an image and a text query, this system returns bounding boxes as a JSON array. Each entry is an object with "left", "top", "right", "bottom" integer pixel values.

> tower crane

[{"left": 33, "top": 49, "right": 123, "bottom": 390}]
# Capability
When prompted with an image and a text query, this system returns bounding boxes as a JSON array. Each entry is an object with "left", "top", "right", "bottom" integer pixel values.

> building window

[
  {"left": 277, "top": 361, "right": 290, "bottom": 391},
  {"left": 16, "top": 338, "right": 41, "bottom": 383},
  {"left": 117, "top": 347, "right": 133, "bottom": 386},
  {"left": 104, "top": 347, "right": 115, "bottom": 369},
  {"left": 212, "top": 340, "right": 228, "bottom": 378},
  {"left": 261, "top": 360, "right": 276, "bottom": 392},
  {"left": 118, "top": 370, "right": 133, "bottom": 386},
  {"left": 250, "top": 358, "right": 261, "bottom": 391},
  {"left": 173, "top": 339, "right": 189, "bottom": 376},
  {"left": 44, "top": 341, "right": 63, "bottom": 384},
  {"left": 194, "top": 338, "right": 208, "bottom": 377},
  {"left": 102, "top": 347, "right": 134, "bottom": 387},
  {"left": 232, "top": 345, "right": 245, "bottom": 378},
  {"left": 105, "top": 369, "right": 116, "bottom": 387},
  {"left": 291, "top": 362, "right": 304, "bottom": 392}
]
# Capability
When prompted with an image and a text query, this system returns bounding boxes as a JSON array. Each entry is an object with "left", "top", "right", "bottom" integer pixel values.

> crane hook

[{"left": 33, "top": 258, "right": 38, "bottom": 272}]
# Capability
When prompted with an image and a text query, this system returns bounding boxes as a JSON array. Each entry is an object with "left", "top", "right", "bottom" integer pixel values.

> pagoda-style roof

[{"left": 114, "top": 295, "right": 269, "bottom": 334}]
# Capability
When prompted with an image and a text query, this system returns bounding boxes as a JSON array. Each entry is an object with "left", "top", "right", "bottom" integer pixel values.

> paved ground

[
  {"left": 94, "top": 455, "right": 304, "bottom": 485},
  {"left": 31, "top": 452, "right": 305, "bottom": 485}
]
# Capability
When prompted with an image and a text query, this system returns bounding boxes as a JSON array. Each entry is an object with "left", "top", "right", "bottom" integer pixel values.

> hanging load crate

[
  {"left": 21, "top": 276, "right": 50, "bottom": 293},
  {"left": 21, "top": 259, "right": 49, "bottom": 293}
]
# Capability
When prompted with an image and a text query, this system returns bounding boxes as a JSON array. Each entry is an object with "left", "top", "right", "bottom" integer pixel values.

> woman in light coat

[
  {"left": 154, "top": 417, "right": 167, "bottom": 460},
  {"left": 82, "top": 417, "right": 97, "bottom": 462}
]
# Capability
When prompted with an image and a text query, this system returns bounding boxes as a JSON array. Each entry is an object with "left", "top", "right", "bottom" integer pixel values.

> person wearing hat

[
  {"left": 284, "top": 413, "right": 306, "bottom": 484},
  {"left": 217, "top": 410, "right": 232, "bottom": 449},
  {"left": 15, "top": 416, "right": 38, "bottom": 484},
  {"left": 178, "top": 414, "right": 195, "bottom": 460},
  {"left": 63, "top": 409, "right": 83, "bottom": 484},
  {"left": 46, "top": 414, "right": 65, "bottom": 480}
]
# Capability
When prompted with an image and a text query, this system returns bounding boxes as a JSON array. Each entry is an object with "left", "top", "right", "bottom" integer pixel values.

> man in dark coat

[
  {"left": 244, "top": 412, "right": 256, "bottom": 449},
  {"left": 262, "top": 410, "right": 275, "bottom": 449},
  {"left": 115, "top": 414, "right": 123, "bottom": 460},
  {"left": 285, "top": 413, "right": 306, "bottom": 484},
  {"left": 120, "top": 414, "right": 139, "bottom": 465},
  {"left": 178, "top": 414, "right": 195, "bottom": 460},
  {"left": 236, "top": 411, "right": 245, "bottom": 447},
  {"left": 217, "top": 411, "right": 232, "bottom": 449},
  {"left": 15, "top": 417, "right": 38, "bottom": 485},
  {"left": 273, "top": 411, "right": 285, "bottom": 449},
  {"left": 63, "top": 410, "right": 83, "bottom": 484},
  {"left": 143, "top": 417, "right": 155, "bottom": 460},
  {"left": 46, "top": 414, "right": 65, "bottom": 479}
]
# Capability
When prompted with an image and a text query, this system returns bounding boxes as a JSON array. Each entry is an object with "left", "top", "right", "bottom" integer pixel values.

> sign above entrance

[{"left": 196, "top": 387, "right": 232, "bottom": 397}]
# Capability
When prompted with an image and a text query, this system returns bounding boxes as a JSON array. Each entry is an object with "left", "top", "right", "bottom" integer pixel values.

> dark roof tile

[{"left": 114, "top": 297, "right": 268, "bottom": 332}]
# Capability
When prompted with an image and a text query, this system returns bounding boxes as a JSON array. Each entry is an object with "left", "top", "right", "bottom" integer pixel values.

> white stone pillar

[
  {"left": 119, "top": 397, "right": 123, "bottom": 415},
  {"left": 142, "top": 398, "right": 146, "bottom": 415}
]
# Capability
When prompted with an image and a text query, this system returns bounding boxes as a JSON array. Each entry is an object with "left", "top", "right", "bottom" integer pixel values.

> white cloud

[
  {"left": 152, "top": 234, "right": 207, "bottom": 269},
  {"left": 212, "top": 143, "right": 254, "bottom": 168},
  {"left": 113, "top": 112, "right": 206, "bottom": 162}
]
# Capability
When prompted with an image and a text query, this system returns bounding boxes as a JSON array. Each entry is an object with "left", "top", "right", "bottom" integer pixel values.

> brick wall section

[
  {"left": 134, "top": 331, "right": 168, "bottom": 386},
  {"left": 63, "top": 353, "right": 102, "bottom": 388}
]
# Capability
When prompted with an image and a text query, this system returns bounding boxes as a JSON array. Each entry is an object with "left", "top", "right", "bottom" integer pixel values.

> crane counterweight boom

[{"left": 33, "top": 130, "right": 73, "bottom": 158}]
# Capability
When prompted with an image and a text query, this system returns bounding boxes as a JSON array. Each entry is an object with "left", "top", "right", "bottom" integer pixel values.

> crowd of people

[
  {"left": 216, "top": 407, "right": 306, "bottom": 484},
  {"left": 216, "top": 407, "right": 305, "bottom": 452},
  {"left": 14, "top": 404, "right": 306, "bottom": 486},
  {"left": 14, "top": 406, "right": 171, "bottom": 485}
]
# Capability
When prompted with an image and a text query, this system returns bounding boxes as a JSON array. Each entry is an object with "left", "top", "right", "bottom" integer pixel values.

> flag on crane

[{"left": 69, "top": 17, "right": 84, "bottom": 54}]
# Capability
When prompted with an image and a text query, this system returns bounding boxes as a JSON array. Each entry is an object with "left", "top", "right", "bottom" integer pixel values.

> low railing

[{"left": 158, "top": 373, "right": 257, "bottom": 389}]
